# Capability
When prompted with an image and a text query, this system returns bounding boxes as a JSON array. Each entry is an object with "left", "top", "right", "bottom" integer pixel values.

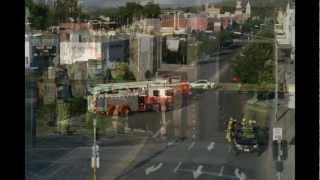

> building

[
  {"left": 59, "top": 23, "right": 108, "bottom": 65},
  {"left": 129, "top": 33, "right": 161, "bottom": 81},
  {"left": 29, "top": 33, "right": 59, "bottom": 71},
  {"left": 205, "top": 4, "right": 221, "bottom": 18},
  {"left": 188, "top": 15, "right": 208, "bottom": 32},
  {"left": 162, "top": 34, "right": 188, "bottom": 65},
  {"left": 142, "top": 18, "right": 161, "bottom": 33},
  {"left": 273, "top": 3, "right": 295, "bottom": 180},
  {"left": 25, "top": 34, "right": 31, "bottom": 69},
  {"left": 161, "top": 14, "right": 188, "bottom": 30},
  {"left": 213, "top": 22, "right": 222, "bottom": 32},
  {"left": 102, "top": 36, "right": 130, "bottom": 70}
]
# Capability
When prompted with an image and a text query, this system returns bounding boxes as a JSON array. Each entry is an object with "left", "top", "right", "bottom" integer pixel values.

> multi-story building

[
  {"left": 188, "top": 15, "right": 208, "bottom": 32},
  {"left": 25, "top": 34, "right": 31, "bottom": 69},
  {"left": 102, "top": 36, "right": 130, "bottom": 70},
  {"left": 29, "top": 33, "right": 59, "bottom": 71},
  {"left": 162, "top": 34, "right": 188, "bottom": 65},
  {"left": 275, "top": 2, "right": 295, "bottom": 108},
  {"left": 59, "top": 23, "right": 107, "bottom": 65},
  {"left": 274, "top": 3, "right": 295, "bottom": 180},
  {"left": 129, "top": 33, "right": 161, "bottom": 81},
  {"left": 205, "top": 4, "right": 221, "bottom": 18}
]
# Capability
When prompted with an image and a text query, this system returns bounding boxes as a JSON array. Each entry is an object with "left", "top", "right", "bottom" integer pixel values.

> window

[
  {"left": 153, "top": 90, "right": 159, "bottom": 96},
  {"left": 165, "top": 90, "right": 174, "bottom": 96}
]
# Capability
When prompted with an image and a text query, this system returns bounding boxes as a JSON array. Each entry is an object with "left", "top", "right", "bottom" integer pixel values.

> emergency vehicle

[
  {"left": 87, "top": 79, "right": 191, "bottom": 116},
  {"left": 226, "top": 117, "right": 268, "bottom": 154}
]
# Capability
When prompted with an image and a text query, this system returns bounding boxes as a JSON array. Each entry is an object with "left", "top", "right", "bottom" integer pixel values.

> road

[
  {"left": 25, "top": 45, "right": 274, "bottom": 180},
  {"left": 116, "top": 46, "right": 269, "bottom": 180}
]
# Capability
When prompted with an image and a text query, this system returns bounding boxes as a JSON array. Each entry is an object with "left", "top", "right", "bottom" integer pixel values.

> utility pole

[
  {"left": 91, "top": 118, "right": 99, "bottom": 180},
  {"left": 274, "top": 29, "right": 278, "bottom": 122}
]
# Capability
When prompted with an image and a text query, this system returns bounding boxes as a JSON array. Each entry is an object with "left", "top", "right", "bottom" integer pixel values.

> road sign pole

[{"left": 92, "top": 118, "right": 97, "bottom": 180}]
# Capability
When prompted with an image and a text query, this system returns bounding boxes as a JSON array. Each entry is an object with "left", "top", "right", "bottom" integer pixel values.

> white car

[{"left": 190, "top": 80, "right": 215, "bottom": 89}]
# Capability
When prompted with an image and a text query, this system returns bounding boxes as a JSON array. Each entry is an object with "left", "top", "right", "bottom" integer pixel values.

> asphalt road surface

[
  {"left": 25, "top": 45, "right": 273, "bottom": 180},
  {"left": 117, "top": 47, "right": 270, "bottom": 180}
]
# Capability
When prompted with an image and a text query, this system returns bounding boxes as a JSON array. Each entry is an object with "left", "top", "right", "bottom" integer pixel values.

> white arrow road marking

[
  {"left": 173, "top": 162, "right": 182, "bottom": 173},
  {"left": 207, "top": 142, "right": 215, "bottom": 151},
  {"left": 145, "top": 163, "right": 163, "bottom": 175},
  {"left": 192, "top": 134, "right": 196, "bottom": 139},
  {"left": 188, "top": 142, "right": 196, "bottom": 151},
  {"left": 193, "top": 165, "right": 204, "bottom": 179},
  {"left": 234, "top": 168, "right": 241, "bottom": 177},
  {"left": 178, "top": 169, "right": 256, "bottom": 180},
  {"left": 218, "top": 166, "right": 224, "bottom": 176},
  {"left": 234, "top": 168, "right": 247, "bottom": 180}
]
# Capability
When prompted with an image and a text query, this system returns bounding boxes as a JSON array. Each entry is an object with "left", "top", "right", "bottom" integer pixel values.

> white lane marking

[
  {"left": 219, "top": 166, "right": 224, "bottom": 176},
  {"left": 234, "top": 168, "right": 247, "bottom": 180},
  {"left": 207, "top": 142, "right": 215, "bottom": 151},
  {"left": 145, "top": 163, "right": 163, "bottom": 175},
  {"left": 173, "top": 162, "right": 182, "bottom": 173},
  {"left": 193, "top": 165, "right": 204, "bottom": 179},
  {"left": 188, "top": 141, "right": 196, "bottom": 151}
]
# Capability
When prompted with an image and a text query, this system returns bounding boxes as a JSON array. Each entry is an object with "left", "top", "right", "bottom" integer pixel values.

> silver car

[{"left": 190, "top": 80, "right": 215, "bottom": 89}]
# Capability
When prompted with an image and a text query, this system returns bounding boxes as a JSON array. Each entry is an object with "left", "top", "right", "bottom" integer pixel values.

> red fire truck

[{"left": 87, "top": 80, "right": 191, "bottom": 116}]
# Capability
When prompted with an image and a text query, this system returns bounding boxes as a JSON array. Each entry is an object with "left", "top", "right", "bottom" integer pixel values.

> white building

[
  {"left": 25, "top": 34, "right": 31, "bottom": 69},
  {"left": 275, "top": 2, "right": 295, "bottom": 109},
  {"left": 59, "top": 28, "right": 108, "bottom": 65}
]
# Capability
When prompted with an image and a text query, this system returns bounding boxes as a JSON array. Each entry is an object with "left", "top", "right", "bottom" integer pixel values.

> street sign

[{"left": 273, "top": 128, "right": 282, "bottom": 141}]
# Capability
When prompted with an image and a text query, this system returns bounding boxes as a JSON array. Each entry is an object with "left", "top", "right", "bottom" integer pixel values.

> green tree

[
  {"left": 27, "top": 2, "right": 51, "bottom": 30},
  {"left": 112, "top": 63, "right": 135, "bottom": 82},
  {"left": 143, "top": 3, "right": 161, "bottom": 18},
  {"left": 55, "top": 0, "right": 81, "bottom": 23},
  {"left": 231, "top": 41, "right": 274, "bottom": 84}
]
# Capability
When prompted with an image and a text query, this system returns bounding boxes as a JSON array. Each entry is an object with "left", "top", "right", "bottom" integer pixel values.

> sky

[{"left": 81, "top": 0, "right": 222, "bottom": 9}]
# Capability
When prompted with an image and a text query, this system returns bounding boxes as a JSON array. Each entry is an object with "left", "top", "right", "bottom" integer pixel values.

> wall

[{"left": 60, "top": 42, "right": 102, "bottom": 64}]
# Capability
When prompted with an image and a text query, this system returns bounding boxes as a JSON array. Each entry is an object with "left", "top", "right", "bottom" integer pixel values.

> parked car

[{"left": 190, "top": 80, "right": 215, "bottom": 89}]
